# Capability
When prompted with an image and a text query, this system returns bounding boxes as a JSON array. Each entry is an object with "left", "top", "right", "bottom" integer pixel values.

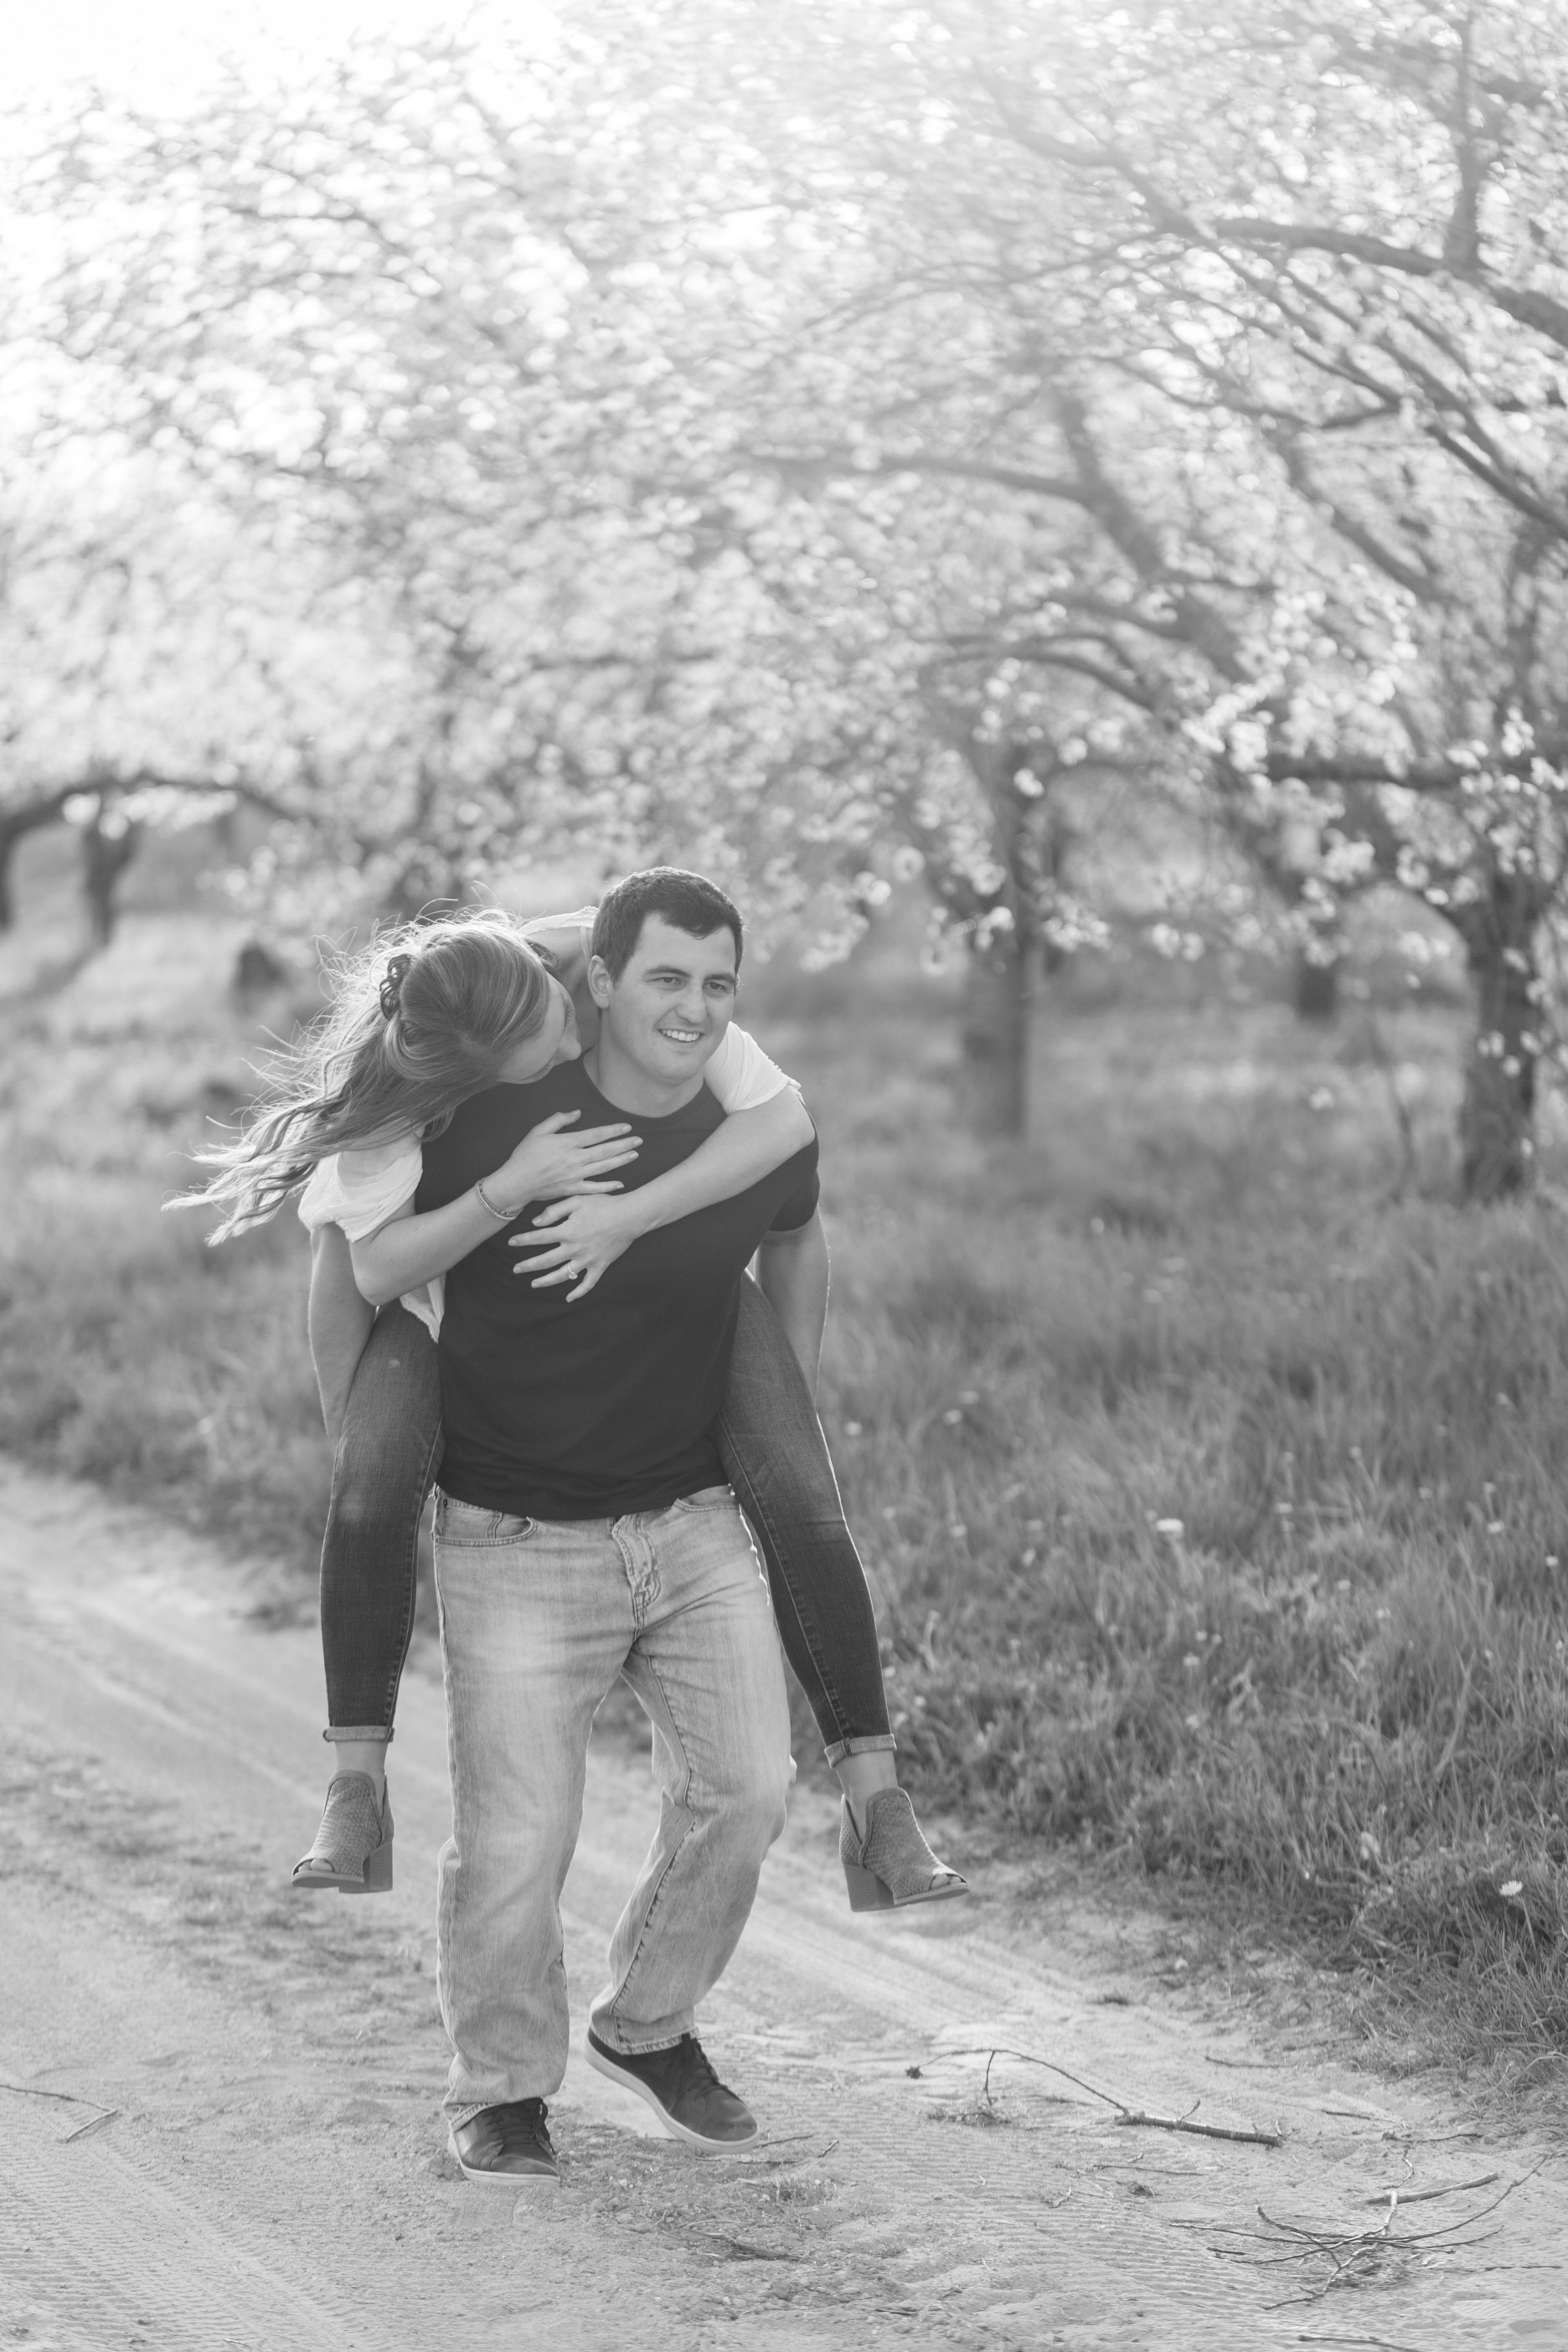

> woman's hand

[
  {"left": 507, "top": 1192, "right": 652, "bottom": 1302},
  {"left": 486, "top": 1111, "right": 641, "bottom": 1213}
]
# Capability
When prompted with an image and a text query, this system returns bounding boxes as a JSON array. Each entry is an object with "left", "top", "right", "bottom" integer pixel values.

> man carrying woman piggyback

[{"left": 186, "top": 869, "right": 965, "bottom": 2177}]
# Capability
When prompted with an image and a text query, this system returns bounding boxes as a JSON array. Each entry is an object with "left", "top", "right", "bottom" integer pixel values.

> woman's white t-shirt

[{"left": 297, "top": 1019, "right": 794, "bottom": 1338}]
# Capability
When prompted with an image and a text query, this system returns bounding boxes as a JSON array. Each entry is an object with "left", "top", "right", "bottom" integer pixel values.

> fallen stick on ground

[
  {"left": 1264, "top": 2164, "right": 1534, "bottom": 2250},
  {"left": 1360, "top": 2169, "right": 1499, "bottom": 2207},
  {"left": 1290, "top": 2335, "right": 1425, "bottom": 2350},
  {"left": 1117, "top": 2107, "right": 1279, "bottom": 2146},
  {"left": 0, "top": 2081, "right": 112, "bottom": 2107},
  {"left": 62, "top": 2109, "right": 120, "bottom": 2143},
  {"left": 914, "top": 2045, "right": 1283, "bottom": 2148},
  {"left": 1206, "top": 2169, "right": 1537, "bottom": 2310},
  {"left": 0, "top": 2081, "right": 121, "bottom": 2140},
  {"left": 701, "top": 2234, "right": 802, "bottom": 2264}
]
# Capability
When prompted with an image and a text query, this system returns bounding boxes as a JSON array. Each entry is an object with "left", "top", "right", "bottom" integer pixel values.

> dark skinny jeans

[{"left": 319, "top": 1277, "right": 894, "bottom": 1763}]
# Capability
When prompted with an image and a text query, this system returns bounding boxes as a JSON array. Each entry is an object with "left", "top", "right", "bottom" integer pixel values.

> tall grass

[
  {"left": 0, "top": 910, "right": 330, "bottom": 1565},
  {"left": 3, "top": 895, "right": 1566, "bottom": 2073},
  {"left": 802, "top": 982, "right": 1568, "bottom": 2074}
]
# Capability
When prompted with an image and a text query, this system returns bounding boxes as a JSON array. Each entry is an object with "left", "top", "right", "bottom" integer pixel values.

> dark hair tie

[{"left": 379, "top": 952, "right": 413, "bottom": 1020}]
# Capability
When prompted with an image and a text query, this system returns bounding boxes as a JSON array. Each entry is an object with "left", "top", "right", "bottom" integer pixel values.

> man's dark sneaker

[
  {"left": 448, "top": 2098, "right": 559, "bottom": 2190},
  {"left": 585, "top": 2030, "right": 758, "bottom": 2151}
]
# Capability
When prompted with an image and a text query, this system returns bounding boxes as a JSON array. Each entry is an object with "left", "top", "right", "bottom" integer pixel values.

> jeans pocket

[
  {"left": 669, "top": 1484, "right": 736, "bottom": 1514},
  {"left": 434, "top": 1492, "right": 534, "bottom": 1547}
]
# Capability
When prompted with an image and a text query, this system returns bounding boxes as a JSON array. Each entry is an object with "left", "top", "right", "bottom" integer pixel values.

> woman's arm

[
  {"left": 510, "top": 1087, "right": 817, "bottom": 1298},
  {"left": 308, "top": 1225, "right": 377, "bottom": 1441},
  {"left": 517, "top": 916, "right": 591, "bottom": 983},
  {"left": 348, "top": 1110, "right": 642, "bottom": 1307}
]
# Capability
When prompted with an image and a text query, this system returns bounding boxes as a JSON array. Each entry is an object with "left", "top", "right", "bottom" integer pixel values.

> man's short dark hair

[{"left": 591, "top": 869, "right": 745, "bottom": 983}]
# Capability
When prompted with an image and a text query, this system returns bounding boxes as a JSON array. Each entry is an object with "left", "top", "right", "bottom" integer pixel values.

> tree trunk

[
  {"left": 961, "top": 924, "right": 1029, "bottom": 1137},
  {"left": 0, "top": 792, "right": 75, "bottom": 928},
  {"left": 1457, "top": 879, "right": 1540, "bottom": 1203},
  {"left": 1292, "top": 945, "right": 1339, "bottom": 1022},
  {"left": 81, "top": 814, "right": 142, "bottom": 946}
]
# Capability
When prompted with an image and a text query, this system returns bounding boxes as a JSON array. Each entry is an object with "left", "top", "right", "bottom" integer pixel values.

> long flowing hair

[{"left": 181, "top": 910, "right": 557, "bottom": 1241}]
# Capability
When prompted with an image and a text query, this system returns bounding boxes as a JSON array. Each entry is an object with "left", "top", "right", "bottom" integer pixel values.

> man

[{"left": 416, "top": 867, "right": 826, "bottom": 2190}]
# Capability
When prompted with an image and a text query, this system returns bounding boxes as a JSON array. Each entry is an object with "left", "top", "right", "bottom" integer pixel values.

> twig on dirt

[
  {"left": 1261, "top": 2194, "right": 1510, "bottom": 2251},
  {"left": 918, "top": 2045, "right": 1282, "bottom": 2148},
  {"left": 0, "top": 2079, "right": 119, "bottom": 2138},
  {"left": 1292, "top": 2335, "right": 1426, "bottom": 2350},
  {"left": 62, "top": 2109, "right": 120, "bottom": 2143},
  {"left": 1218, "top": 2167, "right": 1537, "bottom": 2309},
  {"left": 1206, "top": 2053, "right": 1290, "bottom": 2070},
  {"left": 702, "top": 2234, "right": 801, "bottom": 2264},
  {"left": 759, "top": 2134, "right": 839, "bottom": 2160},
  {"left": 1390, "top": 2166, "right": 1538, "bottom": 2238},
  {"left": 1118, "top": 2107, "right": 1279, "bottom": 2146},
  {"left": 1360, "top": 2170, "right": 1498, "bottom": 2208},
  {"left": 0, "top": 2081, "right": 110, "bottom": 2107}
]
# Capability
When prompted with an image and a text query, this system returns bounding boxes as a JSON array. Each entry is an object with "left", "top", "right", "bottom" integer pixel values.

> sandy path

[{"left": 0, "top": 1463, "right": 1560, "bottom": 2352}]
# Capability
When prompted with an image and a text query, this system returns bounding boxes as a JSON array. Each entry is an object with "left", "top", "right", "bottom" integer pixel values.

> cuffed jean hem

[
  {"left": 323, "top": 1725, "right": 394, "bottom": 1745},
  {"left": 822, "top": 1730, "right": 898, "bottom": 1767},
  {"left": 586, "top": 2015, "right": 690, "bottom": 2058}
]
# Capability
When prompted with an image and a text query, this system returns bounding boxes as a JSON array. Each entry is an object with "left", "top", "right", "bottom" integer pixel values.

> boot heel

[
  {"left": 345, "top": 1829, "right": 394, "bottom": 1895},
  {"left": 843, "top": 1859, "right": 895, "bottom": 1911}
]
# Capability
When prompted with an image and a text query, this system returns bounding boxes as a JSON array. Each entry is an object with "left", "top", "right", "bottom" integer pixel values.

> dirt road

[{"left": 0, "top": 1462, "right": 1560, "bottom": 2352}]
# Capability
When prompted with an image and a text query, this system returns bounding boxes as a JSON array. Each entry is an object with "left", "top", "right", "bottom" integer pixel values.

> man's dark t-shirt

[{"left": 416, "top": 1058, "right": 818, "bottom": 1521}]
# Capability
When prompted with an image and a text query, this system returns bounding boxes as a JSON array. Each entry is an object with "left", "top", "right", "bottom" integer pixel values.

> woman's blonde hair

[{"left": 182, "top": 909, "right": 557, "bottom": 1240}]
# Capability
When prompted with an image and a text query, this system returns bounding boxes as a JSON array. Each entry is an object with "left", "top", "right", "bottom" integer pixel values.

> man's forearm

[
  {"left": 754, "top": 1214, "right": 831, "bottom": 1399},
  {"left": 308, "top": 1225, "right": 375, "bottom": 1439}
]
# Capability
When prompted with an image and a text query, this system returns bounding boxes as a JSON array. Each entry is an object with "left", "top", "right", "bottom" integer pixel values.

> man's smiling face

[{"left": 593, "top": 912, "right": 739, "bottom": 1094}]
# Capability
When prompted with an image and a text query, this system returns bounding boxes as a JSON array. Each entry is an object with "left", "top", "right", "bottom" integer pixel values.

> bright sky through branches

[{"left": 1, "top": 0, "right": 521, "bottom": 103}]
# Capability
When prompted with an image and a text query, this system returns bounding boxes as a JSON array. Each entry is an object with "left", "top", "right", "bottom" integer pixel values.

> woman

[{"left": 188, "top": 904, "right": 965, "bottom": 1915}]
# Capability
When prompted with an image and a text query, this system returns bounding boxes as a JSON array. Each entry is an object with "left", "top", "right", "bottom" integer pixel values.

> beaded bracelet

[{"left": 472, "top": 1176, "right": 517, "bottom": 1220}]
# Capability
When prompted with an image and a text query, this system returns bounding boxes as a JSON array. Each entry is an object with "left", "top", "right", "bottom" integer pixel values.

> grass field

[{"left": 3, "top": 844, "right": 1566, "bottom": 2094}]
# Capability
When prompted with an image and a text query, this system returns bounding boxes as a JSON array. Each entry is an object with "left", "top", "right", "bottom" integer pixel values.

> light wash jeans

[{"left": 432, "top": 1485, "right": 792, "bottom": 2124}]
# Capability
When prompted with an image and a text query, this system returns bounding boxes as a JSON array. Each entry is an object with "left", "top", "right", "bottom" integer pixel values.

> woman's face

[{"left": 495, "top": 975, "right": 582, "bottom": 1084}]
